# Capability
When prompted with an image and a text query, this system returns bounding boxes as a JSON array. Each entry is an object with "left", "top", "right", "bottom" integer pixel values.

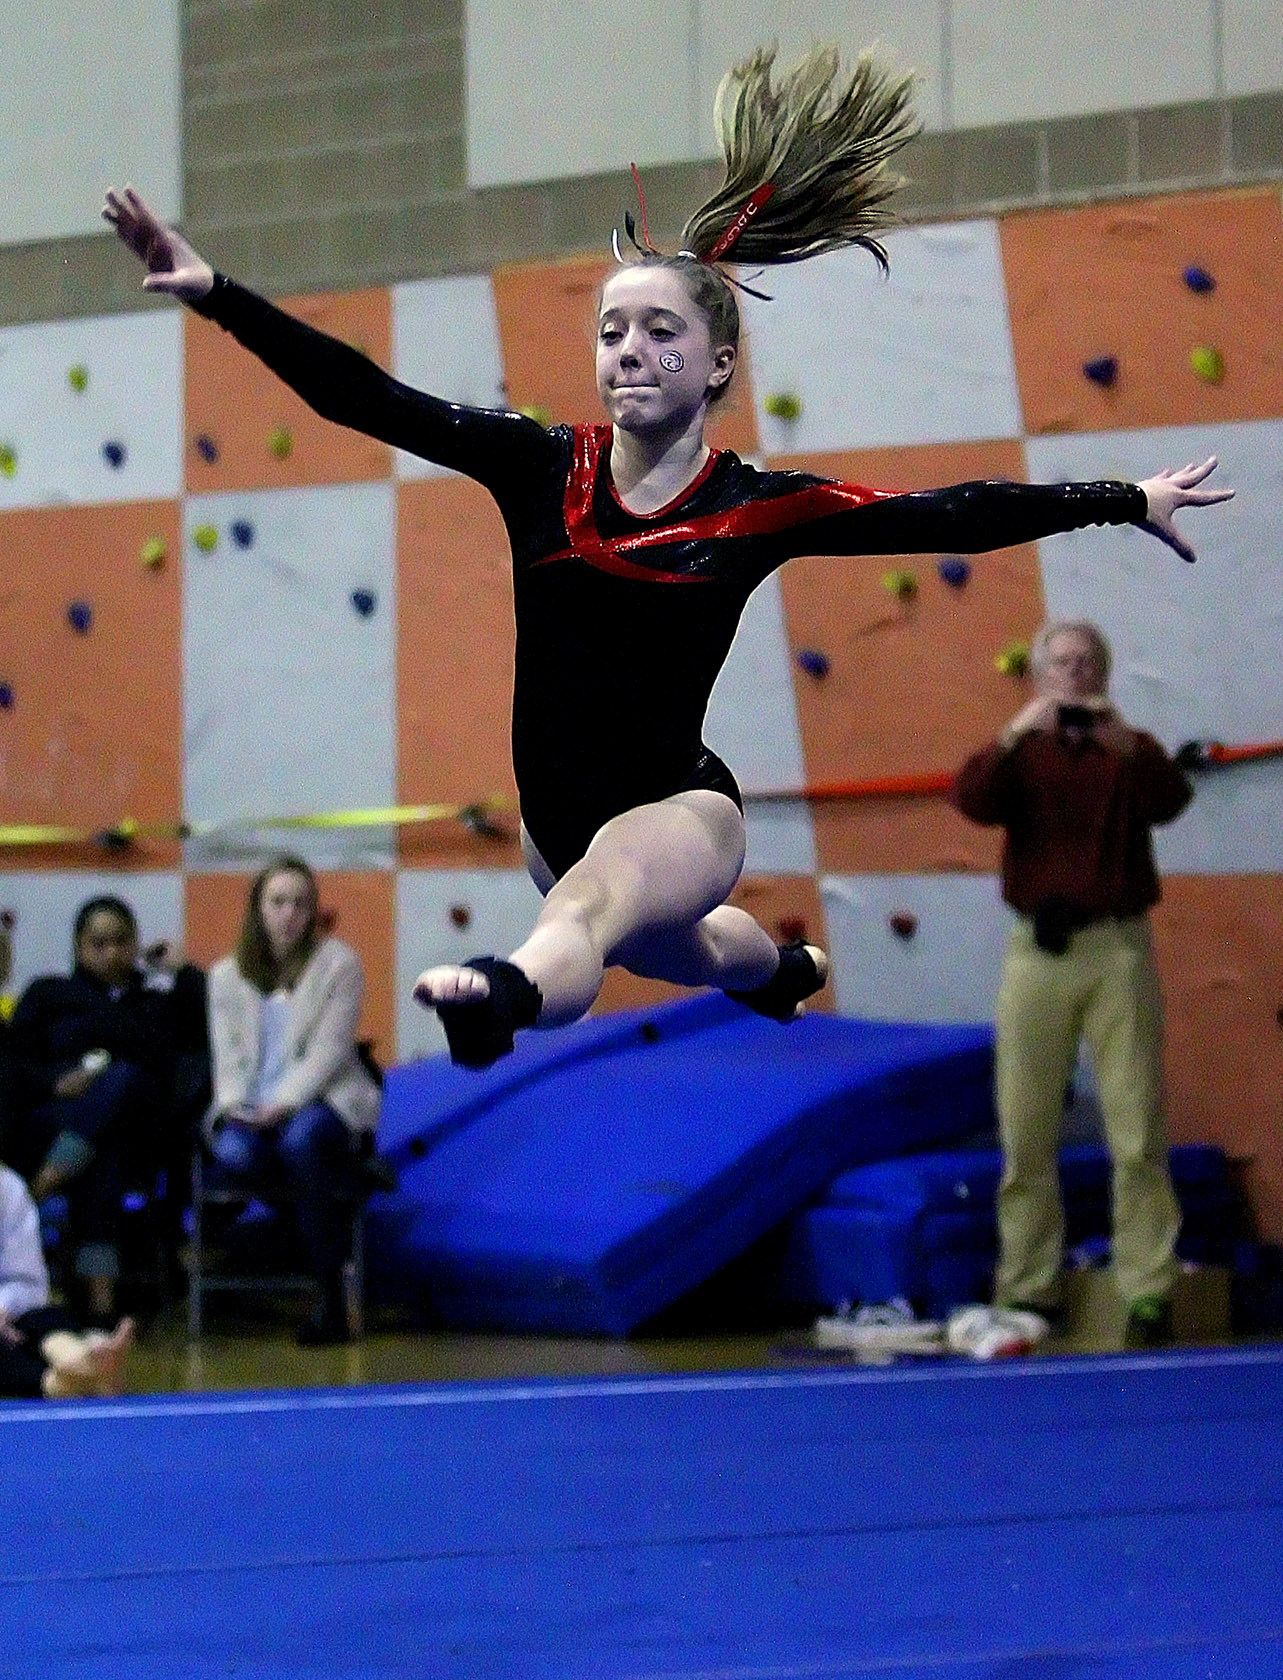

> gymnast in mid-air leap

[{"left": 106, "top": 46, "right": 1232, "bottom": 1069}]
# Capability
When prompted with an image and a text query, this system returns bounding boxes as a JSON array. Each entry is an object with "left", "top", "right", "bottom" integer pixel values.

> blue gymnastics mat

[
  {"left": 4, "top": 1348, "right": 1283, "bottom": 1677},
  {"left": 367, "top": 994, "right": 995, "bottom": 1333}
]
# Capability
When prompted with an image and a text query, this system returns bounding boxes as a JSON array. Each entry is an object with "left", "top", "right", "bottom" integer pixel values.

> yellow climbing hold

[
  {"left": 995, "top": 641, "right": 1031, "bottom": 678},
  {"left": 268, "top": 425, "right": 293, "bottom": 460},
  {"left": 518, "top": 405, "right": 552, "bottom": 428},
  {"left": 139, "top": 537, "right": 167, "bottom": 570},
  {"left": 763, "top": 392, "right": 802, "bottom": 421},
  {"left": 881, "top": 569, "right": 918, "bottom": 600},
  {"left": 1189, "top": 345, "right": 1224, "bottom": 384},
  {"left": 0, "top": 446, "right": 15, "bottom": 478},
  {"left": 192, "top": 524, "right": 219, "bottom": 553},
  {"left": 68, "top": 365, "right": 89, "bottom": 393}
]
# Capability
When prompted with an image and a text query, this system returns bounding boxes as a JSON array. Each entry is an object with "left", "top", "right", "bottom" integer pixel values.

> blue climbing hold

[
  {"left": 938, "top": 556, "right": 971, "bottom": 588},
  {"left": 1082, "top": 356, "right": 1118, "bottom": 389},
  {"left": 231, "top": 520, "right": 255, "bottom": 549},
  {"left": 101, "top": 440, "right": 126, "bottom": 469},
  {"left": 67, "top": 601, "right": 93, "bottom": 634},
  {"left": 351, "top": 588, "right": 377, "bottom": 618},
  {"left": 796, "top": 648, "right": 830, "bottom": 679},
  {"left": 195, "top": 434, "right": 219, "bottom": 463},
  {"left": 0, "top": 683, "right": 12, "bottom": 710},
  {"left": 1183, "top": 265, "right": 1215, "bottom": 295}
]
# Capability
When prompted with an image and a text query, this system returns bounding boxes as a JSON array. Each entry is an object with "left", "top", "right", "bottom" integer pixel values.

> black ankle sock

[
  {"left": 435, "top": 956, "right": 543, "bottom": 1069},
  {"left": 726, "top": 942, "right": 827, "bottom": 1023}
]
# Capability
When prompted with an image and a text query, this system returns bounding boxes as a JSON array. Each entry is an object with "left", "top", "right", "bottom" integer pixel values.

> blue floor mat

[{"left": 368, "top": 994, "right": 994, "bottom": 1333}]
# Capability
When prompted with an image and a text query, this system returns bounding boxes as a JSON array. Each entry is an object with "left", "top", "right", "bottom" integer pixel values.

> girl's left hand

[{"left": 1136, "top": 457, "right": 1234, "bottom": 563}]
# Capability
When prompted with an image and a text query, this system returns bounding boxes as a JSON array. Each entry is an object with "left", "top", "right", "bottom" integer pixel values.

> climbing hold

[
  {"left": 0, "top": 909, "right": 13, "bottom": 930},
  {"left": 518, "top": 405, "right": 552, "bottom": 428},
  {"left": 267, "top": 425, "right": 293, "bottom": 460},
  {"left": 995, "top": 641, "right": 1030, "bottom": 678},
  {"left": 1183, "top": 265, "right": 1215, "bottom": 294},
  {"left": 459, "top": 803, "right": 508, "bottom": 840},
  {"left": 350, "top": 588, "right": 377, "bottom": 618},
  {"left": 938, "top": 556, "right": 971, "bottom": 588},
  {"left": 448, "top": 904, "right": 471, "bottom": 930},
  {"left": 1189, "top": 345, "right": 1224, "bottom": 384},
  {"left": 194, "top": 434, "right": 219, "bottom": 463},
  {"left": 882, "top": 569, "right": 918, "bottom": 600},
  {"left": 763, "top": 392, "right": 802, "bottom": 421},
  {"left": 192, "top": 524, "right": 219, "bottom": 553},
  {"left": 66, "top": 601, "right": 93, "bottom": 635},
  {"left": 231, "top": 520, "right": 255, "bottom": 549},
  {"left": 93, "top": 817, "right": 136, "bottom": 851},
  {"left": 0, "top": 445, "right": 16, "bottom": 477},
  {"left": 777, "top": 914, "right": 807, "bottom": 944},
  {"left": 0, "top": 683, "right": 12, "bottom": 710},
  {"left": 138, "top": 537, "right": 167, "bottom": 570},
  {"left": 101, "top": 440, "right": 126, "bottom": 469},
  {"left": 1082, "top": 356, "right": 1118, "bottom": 389},
  {"left": 67, "top": 364, "right": 88, "bottom": 393},
  {"left": 795, "top": 648, "right": 830, "bottom": 679},
  {"left": 317, "top": 908, "right": 338, "bottom": 934},
  {"left": 889, "top": 911, "right": 918, "bottom": 941}
]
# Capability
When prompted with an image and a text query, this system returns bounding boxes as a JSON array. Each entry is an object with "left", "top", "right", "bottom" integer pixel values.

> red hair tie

[{"left": 706, "top": 182, "right": 776, "bottom": 262}]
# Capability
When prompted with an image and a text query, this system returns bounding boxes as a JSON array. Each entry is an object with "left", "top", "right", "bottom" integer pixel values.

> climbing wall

[{"left": 1, "top": 186, "right": 1281, "bottom": 1229}]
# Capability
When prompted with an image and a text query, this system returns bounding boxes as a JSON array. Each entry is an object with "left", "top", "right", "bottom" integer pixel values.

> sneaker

[
  {"left": 946, "top": 1304, "right": 1051, "bottom": 1360},
  {"left": 1124, "top": 1295, "right": 1173, "bottom": 1350},
  {"left": 814, "top": 1297, "right": 943, "bottom": 1354}
]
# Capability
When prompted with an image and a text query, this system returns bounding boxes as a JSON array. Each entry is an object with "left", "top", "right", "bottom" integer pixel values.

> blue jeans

[{"left": 208, "top": 1101, "right": 364, "bottom": 1286}]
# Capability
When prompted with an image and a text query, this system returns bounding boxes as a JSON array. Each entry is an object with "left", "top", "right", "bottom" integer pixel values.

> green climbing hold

[
  {"left": 995, "top": 641, "right": 1031, "bottom": 678},
  {"left": 192, "top": 524, "right": 219, "bottom": 553},
  {"left": 1189, "top": 345, "right": 1224, "bottom": 384},
  {"left": 763, "top": 392, "right": 802, "bottom": 421},
  {"left": 268, "top": 425, "right": 293, "bottom": 460},
  {"left": 68, "top": 364, "right": 89, "bottom": 393},
  {"left": 881, "top": 569, "right": 918, "bottom": 600},
  {"left": 0, "top": 445, "right": 15, "bottom": 478},
  {"left": 139, "top": 537, "right": 167, "bottom": 570},
  {"left": 518, "top": 405, "right": 552, "bottom": 429}
]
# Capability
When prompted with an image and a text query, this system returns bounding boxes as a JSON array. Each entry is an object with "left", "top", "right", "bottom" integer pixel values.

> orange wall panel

[
  {"left": 184, "top": 287, "right": 392, "bottom": 492},
  {"left": 492, "top": 255, "right": 758, "bottom": 453},
  {"left": 1152, "top": 874, "right": 1283, "bottom": 1238},
  {"left": 770, "top": 440, "right": 1043, "bottom": 873},
  {"left": 396, "top": 476, "right": 522, "bottom": 869},
  {"left": 0, "top": 500, "right": 183, "bottom": 870},
  {"left": 184, "top": 869, "right": 395, "bottom": 1061},
  {"left": 1002, "top": 189, "right": 1283, "bottom": 435}
]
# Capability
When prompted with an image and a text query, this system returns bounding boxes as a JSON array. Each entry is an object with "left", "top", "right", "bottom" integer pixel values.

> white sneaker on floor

[
  {"left": 815, "top": 1297, "right": 943, "bottom": 1354},
  {"left": 946, "top": 1304, "right": 1051, "bottom": 1360}
]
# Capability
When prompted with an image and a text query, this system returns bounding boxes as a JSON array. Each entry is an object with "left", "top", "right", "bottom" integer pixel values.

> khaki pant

[{"left": 994, "top": 914, "right": 1180, "bottom": 1311}]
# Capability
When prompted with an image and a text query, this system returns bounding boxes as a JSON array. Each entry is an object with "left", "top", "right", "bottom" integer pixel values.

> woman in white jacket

[{"left": 206, "top": 856, "right": 380, "bottom": 1344}]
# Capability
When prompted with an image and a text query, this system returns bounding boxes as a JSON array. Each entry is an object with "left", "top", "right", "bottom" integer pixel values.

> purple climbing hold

[
  {"left": 1183, "top": 265, "right": 1215, "bottom": 295},
  {"left": 101, "top": 440, "right": 126, "bottom": 469},
  {"left": 67, "top": 601, "right": 93, "bottom": 634},
  {"left": 1082, "top": 356, "right": 1118, "bottom": 389},
  {"left": 351, "top": 588, "right": 377, "bottom": 618},
  {"left": 938, "top": 556, "right": 971, "bottom": 588},
  {"left": 195, "top": 434, "right": 219, "bottom": 463},
  {"left": 0, "top": 682, "right": 12, "bottom": 710},
  {"left": 796, "top": 648, "right": 830, "bottom": 679},
  {"left": 231, "top": 519, "right": 255, "bottom": 549}
]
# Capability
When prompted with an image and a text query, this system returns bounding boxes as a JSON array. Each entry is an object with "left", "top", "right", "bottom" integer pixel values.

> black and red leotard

[{"left": 194, "top": 276, "right": 1147, "bottom": 878}]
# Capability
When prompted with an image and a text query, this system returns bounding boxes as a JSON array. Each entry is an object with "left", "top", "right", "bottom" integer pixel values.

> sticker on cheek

[{"left": 659, "top": 351, "right": 685, "bottom": 372}]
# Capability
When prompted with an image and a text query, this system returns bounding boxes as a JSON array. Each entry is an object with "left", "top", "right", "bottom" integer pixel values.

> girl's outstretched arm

[{"left": 102, "top": 185, "right": 558, "bottom": 490}]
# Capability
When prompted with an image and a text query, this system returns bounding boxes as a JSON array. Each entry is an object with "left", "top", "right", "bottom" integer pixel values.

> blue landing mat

[
  {"left": 367, "top": 995, "right": 994, "bottom": 1333},
  {"left": 4, "top": 1348, "right": 1283, "bottom": 1678}
]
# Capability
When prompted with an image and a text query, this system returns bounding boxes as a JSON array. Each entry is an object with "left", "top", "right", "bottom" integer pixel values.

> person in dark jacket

[
  {"left": 952, "top": 620, "right": 1192, "bottom": 1349},
  {"left": 7, "top": 896, "right": 208, "bottom": 1319}
]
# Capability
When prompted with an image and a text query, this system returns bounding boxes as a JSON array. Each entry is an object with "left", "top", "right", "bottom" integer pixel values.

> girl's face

[
  {"left": 259, "top": 870, "right": 314, "bottom": 959},
  {"left": 78, "top": 911, "right": 137, "bottom": 988},
  {"left": 596, "top": 267, "right": 735, "bottom": 437}
]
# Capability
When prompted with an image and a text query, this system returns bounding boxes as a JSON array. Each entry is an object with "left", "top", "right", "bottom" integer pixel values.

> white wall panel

[
  {"left": 0, "top": 311, "right": 183, "bottom": 509},
  {"left": 391, "top": 276, "right": 508, "bottom": 480},
  {"left": 467, "top": 0, "right": 695, "bottom": 187},
  {"left": 695, "top": 1, "right": 946, "bottom": 139},
  {"left": 1223, "top": 0, "right": 1283, "bottom": 97},
  {"left": 952, "top": 0, "right": 1218, "bottom": 127},
  {"left": 704, "top": 574, "right": 817, "bottom": 874},
  {"left": 821, "top": 872, "right": 1013, "bottom": 1021},
  {"left": 1027, "top": 419, "right": 1283, "bottom": 872},
  {"left": 0, "top": 1, "right": 180, "bottom": 247},
  {"left": 0, "top": 871, "right": 183, "bottom": 997},
  {"left": 182, "top": 484, "right": 397, "bottom": 872},
  {"left": 741, "top": 221, "right": 1021, "bottom": 453},
  {"left": 395, "top": 868, "right": 546, "bottom": 1060}
]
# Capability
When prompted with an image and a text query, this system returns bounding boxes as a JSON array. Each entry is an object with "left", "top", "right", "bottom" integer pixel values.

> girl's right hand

[{"left": 102, "top": 185, "right": 214, "bottom": 303}]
